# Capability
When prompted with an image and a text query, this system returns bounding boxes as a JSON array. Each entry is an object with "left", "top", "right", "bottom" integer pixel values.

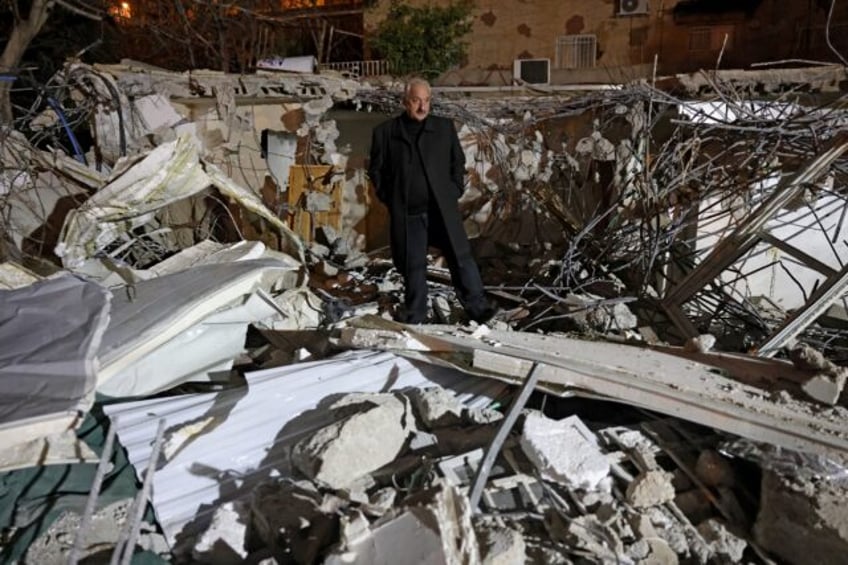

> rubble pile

[{"left": 2, "top": 60, "right": 848, "bottom": 564}]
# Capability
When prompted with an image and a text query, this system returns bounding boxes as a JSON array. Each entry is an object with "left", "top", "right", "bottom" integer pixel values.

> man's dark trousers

[{"left": 403, "top": 206, "right": 488, "bottom": 323}]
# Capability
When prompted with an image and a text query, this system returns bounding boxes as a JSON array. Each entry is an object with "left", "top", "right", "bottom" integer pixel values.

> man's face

[{"left": 404, "top": 84, "right": 431, "bottom": 122}]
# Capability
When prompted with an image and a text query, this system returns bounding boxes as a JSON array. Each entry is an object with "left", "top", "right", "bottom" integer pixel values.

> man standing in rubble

[{"left": 368, "top": 78, "right": 494, "bottom": 324}]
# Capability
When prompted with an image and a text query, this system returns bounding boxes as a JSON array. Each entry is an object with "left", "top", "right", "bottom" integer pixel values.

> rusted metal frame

[
  {"left": 757, "top": 262, "right": 848, "bottom": 357},
  {"left": 757, "top": 230, "right": 838, "bottom": 277},
  {"left": 660, "top": 136, "right": 848, "bottom": 336}
]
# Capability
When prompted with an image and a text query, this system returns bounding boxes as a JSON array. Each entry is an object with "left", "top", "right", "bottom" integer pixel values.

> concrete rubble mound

[{"left": 2, "top": 61, "right": 848, "bottom": 565}]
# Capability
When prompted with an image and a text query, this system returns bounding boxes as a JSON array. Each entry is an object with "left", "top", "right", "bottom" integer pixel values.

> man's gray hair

[{"left": 404, "top": 77, "right": 431, "bottom": 99}]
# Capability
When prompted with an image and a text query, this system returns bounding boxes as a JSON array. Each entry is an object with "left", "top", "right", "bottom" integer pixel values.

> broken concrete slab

[
  {"left": 291, "top": 393, "right": 417, "bottom": 489},
  {"left": 801, "top": 373, "right": 846, "bottom": 406},
  {"left": 393, "top": 323, "right": 848, "bottom": 460},
  {"left": 519, "top": 412, "right": 610, "bottom": 491},
  {"left": 790, "top": 343, "right": 848, "bottom": 405}
]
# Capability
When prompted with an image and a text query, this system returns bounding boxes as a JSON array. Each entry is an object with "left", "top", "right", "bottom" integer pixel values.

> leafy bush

[{"left": 371, "top": 0, "right": 473, "bottom": 79}]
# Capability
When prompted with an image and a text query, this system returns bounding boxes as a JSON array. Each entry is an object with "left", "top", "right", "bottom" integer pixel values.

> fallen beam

[{"left": 343, "top": 318, "right": 848, "bottom": 461}]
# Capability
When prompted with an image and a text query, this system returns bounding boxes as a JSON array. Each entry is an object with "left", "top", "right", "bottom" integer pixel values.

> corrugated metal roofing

[{"left": 104, "top": 349, "right": 506, "bottom": 547}]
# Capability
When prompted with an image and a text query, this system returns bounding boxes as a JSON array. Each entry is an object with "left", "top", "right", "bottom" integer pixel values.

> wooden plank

[{"left": 287, "top": 165, "right": 342, "bottom": 243}]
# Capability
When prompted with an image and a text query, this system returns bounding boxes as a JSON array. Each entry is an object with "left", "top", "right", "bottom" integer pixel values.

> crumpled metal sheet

[
  {"left": 104, "top": 350, "right": 507, "bottom": 547},
  {"left": 97, "top": 258, "right": 295, "bottom": 397},
  {"left": 55, "top": 133, "right": 305, "bottom": 269}
]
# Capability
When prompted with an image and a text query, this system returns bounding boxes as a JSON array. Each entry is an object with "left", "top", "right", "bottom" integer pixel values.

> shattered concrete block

[
  {"left": 406, "top": 386, "right": 464, "bottom": 429},
  {"left": 627, "top": 539, "right": 651, "bottom": 561},
  {"left": 754, "top": 469, "right": 848, "bottom": 565},
  {"left": 644, "top": 507, "right": 706, "bottom": 560},
  {"left": 475, "top": 524, "right": 526, "bottom": 565},
  {"left": 697, "top": 519, "right": 747, "bottom": 563},
  {"left": 626, "top": 470, "right": 676, "bottom": 508},
  {"left": 790, "top": 342, "right": 838, "bottom": 372},
  {"left": 193, "top": 501, "right": 250, "bottom": 564},
  {"left": 683, "top": 334, "right": 716, "bottom": 353},
  {"left": 801, "top": 372, "right": 846, "bottom": 405},
  {"left": 519, "top": 412, "right": 610, "bottom": 491},
  {"left": 291, "top": 393, "right": 416, "bottom": 489},
  {"left": 338, "top": 327, "right": 430, "bottom": 351},
  {"left": 789, "top": 342, "right": 848, "bottom": 405}
]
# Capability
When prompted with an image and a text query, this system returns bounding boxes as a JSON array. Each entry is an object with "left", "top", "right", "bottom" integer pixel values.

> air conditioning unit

[
  {"left": 619, "top": 0, "right": 648, "bottom": 16},
  {"left": 513, "top": 58, "right": 550, "bottom": 85}
]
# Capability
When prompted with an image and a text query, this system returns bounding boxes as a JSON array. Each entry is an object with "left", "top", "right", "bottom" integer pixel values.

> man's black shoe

[{"left": 469, "top": 305, "right": 497, "bottom": 324}]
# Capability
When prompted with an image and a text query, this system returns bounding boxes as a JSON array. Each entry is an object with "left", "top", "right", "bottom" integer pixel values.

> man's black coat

[{"left": 368, "top": 114, "right": 471, "bottom": 273}]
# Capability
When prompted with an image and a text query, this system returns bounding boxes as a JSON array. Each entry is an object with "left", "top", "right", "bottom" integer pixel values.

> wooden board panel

[{"left": 287, "top": 165, "right": 342, "bottom": 243}]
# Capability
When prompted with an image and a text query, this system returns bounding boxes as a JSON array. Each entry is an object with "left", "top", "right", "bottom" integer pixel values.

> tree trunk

[{"left": 0, "top": 0, "right": 53, "bottom": 125}]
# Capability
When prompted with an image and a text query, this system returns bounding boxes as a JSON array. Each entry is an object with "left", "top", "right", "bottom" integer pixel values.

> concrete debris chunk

[
  {"left": 406, "top": 386, "right": 465, "bottom": 429},
  {"left": 626, "top": 470, "right": 676, "bottom": 508},
  {"left": 463, "top": 405, "right": 504, "bottom": 425},
  {"left": 291, "top": 392, "right": 416, "bottom": 488},
  {"left": 475, "top": 523, "right": 526, "bottom": 565},
  {"left": 519, "top": 412, "right": 610, "bottom": 491},
  {"left": 683, "top": 334, "right": 716, "bottom": 353},
  {"left": 25, "top": 499, "right": 168, "bottom": 564},
  {"left": 192, "top": 501, "right": 250, "bottom": 564},
  {"left": 801, "top": 372, "right": 846, "bottom": 405},
  {"left": 558, "top": 514, "right": 624, "bottom": 561},
  {"left": 362, "top": 487, "right": 397, "bottom": 518},
  {"left": 696, "top": 519, "right": 747, "bottom": 563},
  {"left": 754, "top": 469, "right": 848, "bottom": 565},
  {"left": 338, "top": 327, "right": 430, "bottom": 351},
  {"left": 789, "top": 343, "right": 848, "bottom": 405},
  {"left": 641, "top": 537, "right": 680, "bottom": 565}
]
